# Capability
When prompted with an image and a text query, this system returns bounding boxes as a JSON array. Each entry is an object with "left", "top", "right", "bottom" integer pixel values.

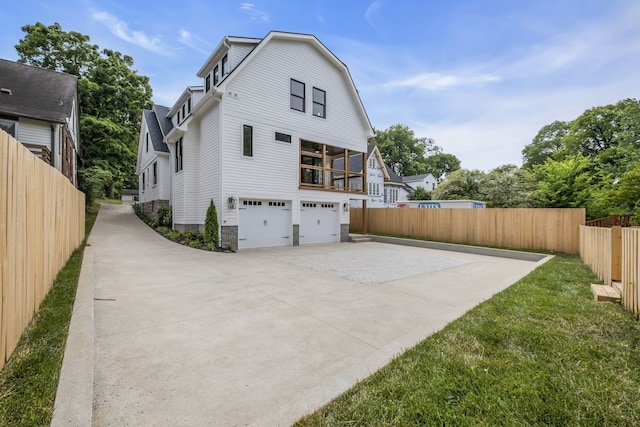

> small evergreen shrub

[
  {"left": 156, "top": 205, "right": 172, "bottom": 228},
  {"left": 204, "top": 199, "right": 219, "bottom": 247}
]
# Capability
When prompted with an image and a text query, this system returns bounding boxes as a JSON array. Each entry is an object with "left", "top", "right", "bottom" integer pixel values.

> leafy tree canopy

[
  {"left": 407, "top": 186, "right": 431, "bottom": 201},
  {"left": 15, "top": 22, "right": 153, "bottom": 198},
  {"left": 371, "top": 124, "right": 460, "bottom": 179}
]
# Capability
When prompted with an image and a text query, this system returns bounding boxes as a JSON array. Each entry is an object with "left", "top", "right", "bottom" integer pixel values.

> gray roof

[
  {"left": 402, "top": 173, "right": 435, "bottom": 183},
  {"left": 333, "top": 144, "right": 375, "bottom": 172},
  {"left": 143, "top": 105, "right": 172, "bottom": 153},
  {"left": 0, "top": 58, "right": 77, "bottom": 123}
]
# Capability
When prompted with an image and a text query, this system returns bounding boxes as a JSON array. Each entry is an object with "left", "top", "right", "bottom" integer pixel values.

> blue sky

[{"left": 3, "top": 0, "right": 639, "bottom": 171}]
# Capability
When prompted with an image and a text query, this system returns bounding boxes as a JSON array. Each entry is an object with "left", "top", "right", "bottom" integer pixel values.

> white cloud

[
  {"left": 239, "top": 3, "right": 270, "bottom": 22},
  {"left": 365, "top": 1, "right": 383, "bottom": 29},
  {"left": 92, "top": 11, "right": 170, "bottom": 55},
  {"left": 177, "top": 29, "right": 211, "bottom": 55},
  {"left": 386, "top": 72, "right": 501, "bottom": 91}
]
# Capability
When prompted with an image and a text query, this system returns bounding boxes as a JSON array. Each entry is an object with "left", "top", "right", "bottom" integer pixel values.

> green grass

[
  {"left": 296, "top": 254, "right": 640, "bottom": 426},
  {"left": 0, "top": 206, "right": 98, "bottom": 426}
]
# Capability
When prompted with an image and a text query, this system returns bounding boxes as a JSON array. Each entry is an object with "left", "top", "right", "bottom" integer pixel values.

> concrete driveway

[{"left": 53, "top": 204, "right": 549, "bottom": 426}]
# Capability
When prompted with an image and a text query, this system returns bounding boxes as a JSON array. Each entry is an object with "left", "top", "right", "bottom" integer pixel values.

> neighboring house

[
  {"left": 341, "top": 144, "right": 412, "bottom": 208},
  {"left": 136, "top": 104, "right": 176, "bottom": 217},
  {"left": 148, "top": 31, "right": 373, "bottom": 250},
  {"left": 383, "top": 164, "right": 412, "bottom": 207},
  {"left": 402, "top": 173, "right": 438, "bottom": 193},
  {"left": 0, "top": 59, "right": 80, "bottom": 185}
]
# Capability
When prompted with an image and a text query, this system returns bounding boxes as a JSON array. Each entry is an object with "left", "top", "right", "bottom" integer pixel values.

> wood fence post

[
  {"left": 611, "top": 225, "right": 622, "bottom": 282},
  {"left": 362, "top": 200, "right": 368, "bottom": 235}
]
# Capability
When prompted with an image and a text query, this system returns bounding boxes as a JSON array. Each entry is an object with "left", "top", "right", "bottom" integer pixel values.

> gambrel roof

[{"left": 0, "top": 58, "right": 78, "bottom": 124}]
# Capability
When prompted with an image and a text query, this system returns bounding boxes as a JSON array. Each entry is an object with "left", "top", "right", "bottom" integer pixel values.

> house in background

[
  {"left": 402, "top": 173, "right": 438, "bottom": 193},
  {"left": 342, "top": 144, "right": 412, "bottom": 208},
  {"left": 136, "top": 104, "right": 175, "bottom": 216},
  {"left": 143, "top": 31, "right": 373, "bottom": 250},
  {"left": 0, "top": 59, "right": 80, "bottom": 185}
]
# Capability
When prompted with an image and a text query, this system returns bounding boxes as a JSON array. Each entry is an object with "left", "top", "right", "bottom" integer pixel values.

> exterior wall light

[
  {"left": 227, "top": 196, "right": 237, "bottom": 209},
  {"left": 343, "top": 202, "right": 349, "bottom": 212}
]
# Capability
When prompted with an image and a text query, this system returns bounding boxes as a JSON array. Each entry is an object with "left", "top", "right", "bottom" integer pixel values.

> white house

[
  {"left": 136, "top": 104, "right": 174, "bottom": 216},
  {"left": 0, "top": 59, "right": 80, "bottom": 185},
  {"left": 402, "top": 173, "right": 438, "bottom": 193},
  {"left": 152, "top": 31, "right": 373, "bottom": 250},
  {"left": 345, "top": 145, "right": 412, "bottom": 208},
  {"left": 401, "top": 200, "right": 486, "bottom": 208}
]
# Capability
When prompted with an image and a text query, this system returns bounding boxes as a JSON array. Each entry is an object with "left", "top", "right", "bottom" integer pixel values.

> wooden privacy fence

[
  {"left": 0, "top": 130, "right": 85, "bottom": 370},
  {"left": 350, "top": 208, "right": 585, "bottom": 254},
  {"left": 579, "top": 225, "right": 640, "bottom": 315},
  {"left": 621, "top": 228, "right": 640, "bottom": 314}
]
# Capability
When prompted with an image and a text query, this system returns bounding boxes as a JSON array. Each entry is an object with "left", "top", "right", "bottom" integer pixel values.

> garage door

[
  {"left": 238, "top": 199, "right": 291, "bottom": 250},
  {"left": 300, "top": 202, "right": 339, "bottom": 245}
]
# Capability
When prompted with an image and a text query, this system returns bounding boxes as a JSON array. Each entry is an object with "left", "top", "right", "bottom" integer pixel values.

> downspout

[{"left": 50, "top": 123, "right": 55, "bottom": 168}]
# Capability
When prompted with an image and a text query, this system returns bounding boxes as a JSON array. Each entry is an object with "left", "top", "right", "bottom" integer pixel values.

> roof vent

[{"left": 0, "top": 88, "right": 12, "bottom": 95}]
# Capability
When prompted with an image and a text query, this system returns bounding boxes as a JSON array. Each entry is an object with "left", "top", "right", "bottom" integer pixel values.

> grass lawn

[
  {"left": 0, "top": 206, "right": 98, "bottom": 426},
  {"left": 297, "top": 254, "right": 640, "bottom": 426},
  {"left": 95, "top": 198, "right": 122, "bottom": 205}
]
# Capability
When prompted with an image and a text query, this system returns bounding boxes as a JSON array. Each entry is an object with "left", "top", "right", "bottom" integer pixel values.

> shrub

[
  {"left": 168, "top": 231, "right": 180, "bottom": 240},
  {"left": 204, "top": 199, "right": 219, "bottom": 247},
  {"left": 156, "top": 205, "right": 172, "bottom": 228}
]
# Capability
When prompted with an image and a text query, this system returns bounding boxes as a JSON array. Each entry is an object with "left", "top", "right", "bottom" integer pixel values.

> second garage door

[
  {"left": 238, "top": 199, "right": 291, "bottom": 250},
  {"left": 300, "top": 202, "right": 339, "bottom": 245}
]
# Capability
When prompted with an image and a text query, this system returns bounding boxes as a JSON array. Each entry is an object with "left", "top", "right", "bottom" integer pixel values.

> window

[
  {"left": 222, "top": 55, "right": 228, "bottom": 76},
  {"left": 153, "top": 161, "right": 158, "bottom": 185},
  {"left": 312, "top": 87, "right": 326, "bottom": 118},
  {"left": 175, "top": 138, "right": 183, "bottom": 172},
  {"left": 290, "top": 79, "right": 305, "bottom": 112},
  {"left": 145, "top": 133, "right": 149, "bottom": 152},
  {"left": 187, "top": 98, "right": 191, "bottom": 113},
  {"left": 142, "top": 170, "right": 146, "bottom": 191},
  {"left": 181, "top": 104, "right": 186, "bottom": 120},
  {"left": 243, "top": 125, "right": 253, "bottom": 157},
  {"left": 0, "top": 119, "right": 17, "bottom": 137},
  {"left": 205, "top": 74, "right": 211, "bottom": 92},
  {"left": 275, "top": 132, "right": 291, "bottom": 143},
  {"left": 213, "top": 65, "right": 219, "bottom": 85},
  {"left": 177, "top": 110, "right": 181, "bottom": 124}
]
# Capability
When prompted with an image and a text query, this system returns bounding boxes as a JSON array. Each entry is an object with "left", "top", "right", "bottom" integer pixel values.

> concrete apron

[{"left": 52, "top": 204, "right": 551, "bottom": 427}]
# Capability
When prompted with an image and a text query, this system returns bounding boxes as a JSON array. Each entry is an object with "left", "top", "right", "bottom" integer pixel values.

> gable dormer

[
  {"left": 196, "top": 36, "right": 261, "bottom": 93},
  {"left": 168, "top": 86, "right": 204, "bottom": 127}
]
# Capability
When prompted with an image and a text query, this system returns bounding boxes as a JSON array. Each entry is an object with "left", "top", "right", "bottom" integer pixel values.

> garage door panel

[
  {"left": 238, "top": 200, "right": 291, "bottom": 250},
  {"left": 300, "top": 202, "right": 339, "bottom": 245}
]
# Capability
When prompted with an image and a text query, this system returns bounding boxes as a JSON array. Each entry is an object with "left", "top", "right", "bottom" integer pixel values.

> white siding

[
  {"left": 197, "top": 102, "right": 221, "bottom": 224},
  {"left": 223, "top": 39, "right": 370, "bottom": 151},
  {"left": 230, "top": 44, "right": 256, "bottom": 69},
  {"left": 17, "top": 118, "right": 50, "bottom": 148},
  {"left": 367, "top": 155, "right": 385, "bottom": 208},
  {"left": 174, "top": 171, "right": 185, "bottom": 223},
  {"left": 183, "top": 126, "right": 201, "bottom": 224},
  {"left": 139, "top": 155, "right": 170, "bottom": 203}
]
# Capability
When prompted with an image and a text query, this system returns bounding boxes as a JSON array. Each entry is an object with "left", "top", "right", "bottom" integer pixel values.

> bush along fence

[
  {"left": 350, "top": 208, "right": 585, "bottom": 254},
  {"left": 0, "top": 130, "right": 85, "bottom": 369},
  {"left": 580, "top": 224, "right": 640, "bottom": 315}
]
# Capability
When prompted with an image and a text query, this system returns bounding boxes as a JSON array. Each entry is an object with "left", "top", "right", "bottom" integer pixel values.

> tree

[
  {"left": 431, "top": 169, "right": 485, "bottom": 200},
  {"left": 422, "top": 152, "right": 461, "bottom": 181},
  {"left": 15, "top": 22, "right": 152, "bottom": 199},
  {"left": 372, "top": 124, "right": 439, "bottom": 176},
  {"left": 372, "top": 124, "right": 460, "bottom": 179},
  {"left": 407, "top": 186, "right": 431, "bottom": 201},
  {"left": 482, "top": 164, "right": 534, "bottom": 208},
  {"left": 204, "top": 199, "right": 220, "bottom": 247},
  {"left": 15, "top": 22, "right": 98, "bottom": 75},
  {"left": 522, "top": 120, "right": 570, "bottom": 169}
]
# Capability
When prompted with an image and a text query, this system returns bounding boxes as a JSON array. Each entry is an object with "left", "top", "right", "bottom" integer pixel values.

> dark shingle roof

[
  {"left": 143, "top": 105, "right": 171, "bottom": 153},
  {"left": 0, "top": 59, "right": 77, "bottom": 123}
]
